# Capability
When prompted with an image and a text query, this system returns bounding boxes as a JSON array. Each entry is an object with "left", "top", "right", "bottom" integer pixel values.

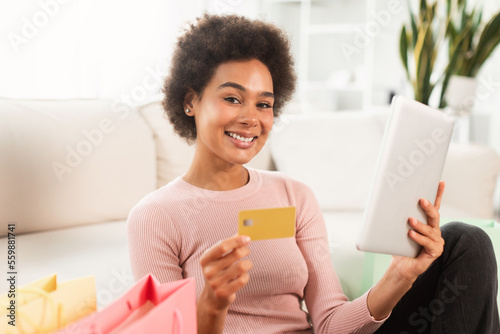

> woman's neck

[{"left": 183, "top": 154, "right": 249, "bottom": 191}]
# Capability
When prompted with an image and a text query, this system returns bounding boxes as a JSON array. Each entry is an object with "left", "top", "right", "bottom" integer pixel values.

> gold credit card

[{"left": 238, "top": 207, "right": 296, "bottom": 241}]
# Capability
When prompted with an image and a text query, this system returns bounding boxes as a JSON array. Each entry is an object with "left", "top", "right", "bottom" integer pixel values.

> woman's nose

[{"left": 239, "top": 105, "right": 258, "bottom": 127}]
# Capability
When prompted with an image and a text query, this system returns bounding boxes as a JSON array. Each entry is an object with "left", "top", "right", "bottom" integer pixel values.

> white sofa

[{"left": 1, "top": 98, "right": 499, "bottom": 309}]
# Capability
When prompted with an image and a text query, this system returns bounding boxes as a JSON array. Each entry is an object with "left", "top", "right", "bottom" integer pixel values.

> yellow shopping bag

[{"left": 0, "top": 274, "right": 96, "bottom": 334}]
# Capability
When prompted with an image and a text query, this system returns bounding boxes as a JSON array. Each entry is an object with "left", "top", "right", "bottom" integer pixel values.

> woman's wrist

[
  {"left": 198, "top": 288, "right": 228, "bottom": 314},
  {"left": 387, "top": 258, "right": 420, "bottom": 285},
  {"left": 196, "top": 288, "right": 230, "bottom": 334},
  {"left": 367, "top": 262, "right": 416, "bottom": 320}
]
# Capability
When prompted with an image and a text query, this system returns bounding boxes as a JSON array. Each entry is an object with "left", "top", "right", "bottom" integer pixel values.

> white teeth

[{"left": 227, "top": 132, "right": 255, "bottom": 143}]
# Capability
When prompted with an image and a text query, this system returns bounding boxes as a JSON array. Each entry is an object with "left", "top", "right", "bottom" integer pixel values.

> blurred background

[
  {"left": 1, "top": 0, "right": 499, "bottom": 156},
  {"left": 1, "top": 0, "right": 499, "bottom": 106}
]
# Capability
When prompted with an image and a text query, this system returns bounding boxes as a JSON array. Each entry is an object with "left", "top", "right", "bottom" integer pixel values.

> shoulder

[
  {"left": 251, "top": 168, "right": 303, "bottom": 186},
  {"left": 250, "top": 168, "right": 317, "bottom": 203},
  {"left": 126, "top": 179, "right": 188, "bottom": 232}
]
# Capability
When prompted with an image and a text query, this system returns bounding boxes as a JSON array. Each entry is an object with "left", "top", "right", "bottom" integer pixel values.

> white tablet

[{"left": 356, "top": 95, "right": 455, "bottom": 257}]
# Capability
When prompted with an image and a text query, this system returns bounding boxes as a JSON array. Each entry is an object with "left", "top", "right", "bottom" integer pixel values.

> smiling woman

[
  {"left": 126, "top": 13, "right": 499, "bottom": 334},
  {"left": 162, "top": 14, "right": 296, "bottom": 144},
  {"left": 181, "top": 59, "right": 275, "bottom": 190}
]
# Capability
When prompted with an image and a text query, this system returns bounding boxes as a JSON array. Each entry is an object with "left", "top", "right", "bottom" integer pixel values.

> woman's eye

[
  {"left": 258, "top": 103, "right": 273, "bottom": 109},
  {"left": 224, "top": 97, "right": 240, "bottom": 104}
]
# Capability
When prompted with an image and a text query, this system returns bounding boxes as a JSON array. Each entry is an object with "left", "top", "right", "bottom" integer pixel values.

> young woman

[{"left": 127, "top": 14, "right": 499, "bottom": 333}]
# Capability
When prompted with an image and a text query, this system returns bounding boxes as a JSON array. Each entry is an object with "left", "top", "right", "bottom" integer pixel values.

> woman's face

[{"left": 188, "top": 59, "right": 274, "bottom": 167}]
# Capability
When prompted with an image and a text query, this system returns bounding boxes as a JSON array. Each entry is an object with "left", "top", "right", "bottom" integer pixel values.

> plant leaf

[
  {"left": 400, "top": 26, "right": 411, "bottom": 80},
  {"left": 439, "top": 27, "right": 471, "bottom": 106},
  {"left": 460, "top": 4, "right": 468, "bottom": 30},
  {"left": 422, "top": 35, "right": 435, "bottom": 105},
  {"left": 414, "top": 23, "right": 432, "bottom": 103},
  {"left": 469, "top": 11, "right": 500, "bottom": 76},
  {"left": 409, "top": 2, "right": 419, "bottom": 47},
  {"left": 420, "top": 0, "right": 428, "bottom": 21}
]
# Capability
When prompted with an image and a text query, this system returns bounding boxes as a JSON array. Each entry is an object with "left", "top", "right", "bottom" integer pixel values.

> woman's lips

[
  {"left": 225, "top": 131, "right": 257, "bottom": 142},
  {"left": 225, "top": 131, "right": 257, "bottom": 148}
]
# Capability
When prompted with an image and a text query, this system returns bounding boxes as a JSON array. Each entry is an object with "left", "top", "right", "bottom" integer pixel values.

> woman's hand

[
  {"left": 390, "top": 181, "right": 446, "bottom": 283},
  {"left": 199, "top": 235, "right": 253, "bottom": 312},
  {"left": 367, "top": 181, "right": 446, "bottom": 320}
]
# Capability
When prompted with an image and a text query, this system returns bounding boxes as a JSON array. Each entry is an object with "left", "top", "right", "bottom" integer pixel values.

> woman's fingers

[
  {"left": 210, "top": 260, "right": 253, "bottom": 298},
  {"left": 217, "top": 244, "right": 251, "bottom": 270},
  {"left": 417, "top": 181, "right": 445, "bottom": 228},
  {"left": 394, "top": 183, "right": 446, "bottom": 280},
  {"left": 203, "top": 245, "right": 251, "bottom": 281},
  {"left": 434, "top": 181, "right": 445, "bottom": 210},
  {"left": 408, "top": 228, "right": 444, "bottom": 258},
  {"left": 200, "top": 235, "right": 250, "bottom": 266},
  {"left": 408, "top": 218, "right": 441, "bottom": 242},
  {"left": 419, "top": 197, "right": 440, "bottom": 227},
  {"left": 199, "top": 235, "right": 253, "bottom": 310},
  {"left": 408, "top": 217, "right": 444, "bottom": 259},
  {"left": 223, "top": 271, "right": 250, "bottom": 295}
]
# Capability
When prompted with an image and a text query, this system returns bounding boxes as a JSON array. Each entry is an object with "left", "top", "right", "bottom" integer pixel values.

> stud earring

[{"left": 185, "top": 108, "right": 190, "bottom": 113}]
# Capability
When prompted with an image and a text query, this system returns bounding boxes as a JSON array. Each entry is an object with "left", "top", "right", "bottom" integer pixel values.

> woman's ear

[{"left": 183, "top": 88, "right": 197, "bottom": 117}]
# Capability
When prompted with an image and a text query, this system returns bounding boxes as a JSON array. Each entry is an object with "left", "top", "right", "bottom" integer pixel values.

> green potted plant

[
  {"left": 399, "top": 0, "right": 444, "bottom": 106},
  {"left": 399, "top": 0, "right": 500, "bottom": 109},
  {"left": 440, "top": 0, "right": 500, "bottom": 110}
]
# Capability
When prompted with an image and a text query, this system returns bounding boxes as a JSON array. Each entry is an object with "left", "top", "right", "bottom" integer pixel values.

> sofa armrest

[{"left": 441, "top": 143, "right": 500, "bottom": 219}]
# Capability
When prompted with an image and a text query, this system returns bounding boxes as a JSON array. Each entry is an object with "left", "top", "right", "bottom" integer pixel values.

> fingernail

[{"left": 241, "top": 236, "right": 251, "bottom": 243}]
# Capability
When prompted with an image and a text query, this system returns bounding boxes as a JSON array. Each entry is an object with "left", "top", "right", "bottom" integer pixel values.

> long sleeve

[
  {"left": 293, "top": 181, "right": 387, "bottom": 333},
  {"left": 126, "top": 198, "right": 184, "bottom": 283}
]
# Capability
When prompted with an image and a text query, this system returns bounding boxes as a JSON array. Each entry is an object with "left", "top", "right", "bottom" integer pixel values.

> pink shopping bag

[{"left": 55, "top": 274, "right": 196, "bottom": 334}]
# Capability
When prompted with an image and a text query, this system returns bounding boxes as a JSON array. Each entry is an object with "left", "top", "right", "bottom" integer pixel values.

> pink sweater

[{"left": 127, "top": 168, "right": 386, "bottom": 333}]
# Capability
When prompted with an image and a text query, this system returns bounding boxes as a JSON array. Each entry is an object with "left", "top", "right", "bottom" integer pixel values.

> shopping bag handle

[{"left": 173, "top": 308, "right": 183, "bottom": 334}]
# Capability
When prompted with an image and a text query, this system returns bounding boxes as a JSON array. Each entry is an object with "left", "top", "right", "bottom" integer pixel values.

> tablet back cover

[{"left": 356, "top": 95, "right": 454, "bottom": 257}]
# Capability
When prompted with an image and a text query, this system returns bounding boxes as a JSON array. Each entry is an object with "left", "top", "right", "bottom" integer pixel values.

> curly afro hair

[{"left": 162, "top": 13, "right": 296, "bottom": 144}]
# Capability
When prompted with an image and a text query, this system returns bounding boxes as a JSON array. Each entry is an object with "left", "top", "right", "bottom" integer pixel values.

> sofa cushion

[
  {"left": 137, "top": 101, "right": 196, "bottom": 188},
  {"left": 269, "top": 112, "right": 387, "bottom": 210},
  {"left": 137, "top": 100, "right": 274, "bottom": 188},
  {"left": 0, "top": 98, "right": 156, "bottom": 235},
  {"left": 442, "top": 143, "right": 500, "bottom": 219}
]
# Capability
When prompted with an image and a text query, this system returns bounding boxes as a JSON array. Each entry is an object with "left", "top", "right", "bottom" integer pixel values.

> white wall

[
  {"left": 1, "top": 0, "right": 498, "bottom": 116},
  {"left": 0, "top": 0, "right": 258, "bottom": 100}
]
